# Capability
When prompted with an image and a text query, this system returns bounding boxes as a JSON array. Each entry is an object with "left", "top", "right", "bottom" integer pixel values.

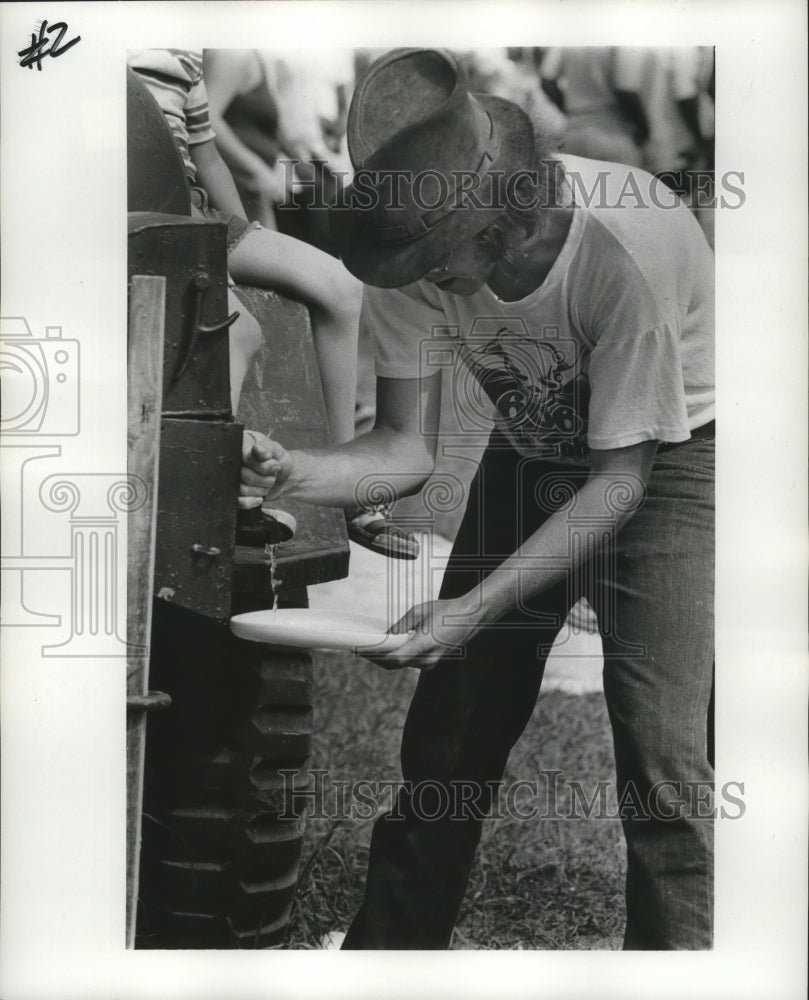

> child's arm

[{"left": 190, "top": 138, "right": 248, "bottom": 218}]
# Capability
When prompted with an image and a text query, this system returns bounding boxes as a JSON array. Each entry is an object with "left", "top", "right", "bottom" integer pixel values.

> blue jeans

[{"left": 343, "top": 430, "right": 715, "bottom": 950}]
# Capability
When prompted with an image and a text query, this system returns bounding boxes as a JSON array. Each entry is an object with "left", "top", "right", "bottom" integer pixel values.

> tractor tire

[{"left": 136, "top": 600, "right": 313, "bottom": 949}]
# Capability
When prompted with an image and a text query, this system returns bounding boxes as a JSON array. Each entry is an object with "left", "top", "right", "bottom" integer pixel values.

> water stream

[{"left": 266, "top": 543, "right": 281, "bottom": 612}]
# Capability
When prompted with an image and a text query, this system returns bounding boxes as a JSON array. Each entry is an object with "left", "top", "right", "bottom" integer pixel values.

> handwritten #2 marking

[{"left": 18, "top": 19, "right": 81, "bottom": 71}]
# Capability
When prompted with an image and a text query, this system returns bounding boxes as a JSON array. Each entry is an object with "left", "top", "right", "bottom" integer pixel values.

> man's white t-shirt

[{"left": 363, "top": 155, "right": 714, "bottom": 466}]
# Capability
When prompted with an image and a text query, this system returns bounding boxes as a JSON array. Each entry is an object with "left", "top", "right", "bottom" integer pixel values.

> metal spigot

[{"left": 236, "top": 505, "right": 297, "bottom": 546}]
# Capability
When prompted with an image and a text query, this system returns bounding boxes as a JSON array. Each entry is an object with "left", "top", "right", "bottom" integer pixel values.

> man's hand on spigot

[{"left": 239, "top": 430, "right": 293, "bottom": 509}]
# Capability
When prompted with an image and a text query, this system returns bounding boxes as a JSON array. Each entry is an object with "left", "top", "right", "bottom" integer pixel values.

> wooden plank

[
  {"left": 153, "top": 418, "right": 241, "bottom": 619},
  {"left": 126, "top": 274, "right": 166, "bottom": 948}
]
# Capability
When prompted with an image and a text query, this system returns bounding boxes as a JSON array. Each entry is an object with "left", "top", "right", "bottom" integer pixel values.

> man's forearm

[
  {"left": 457, "top": 472, "right": 645, "bottom": 630},
  {"left": 271, "top": 426, "right": 436, "bottom": 509}
]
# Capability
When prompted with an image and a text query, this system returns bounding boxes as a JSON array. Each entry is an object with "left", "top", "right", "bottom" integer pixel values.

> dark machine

[{"left": 125, "top": 68, "right": 349, "bottom": 948}]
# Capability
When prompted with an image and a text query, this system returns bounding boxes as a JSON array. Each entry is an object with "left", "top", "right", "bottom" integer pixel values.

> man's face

[{"left": 422, "top": 230, "right": 497, "bottom": 296}]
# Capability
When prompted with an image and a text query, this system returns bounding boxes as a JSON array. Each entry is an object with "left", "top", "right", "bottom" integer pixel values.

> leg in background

[{"left": 227, "top": 288, "right": 263, "bottom": 414}]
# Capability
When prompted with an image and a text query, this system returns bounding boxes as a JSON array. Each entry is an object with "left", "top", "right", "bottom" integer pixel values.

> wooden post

[{"left": 126, "top": 275, "right": 166, "bottom": 947}]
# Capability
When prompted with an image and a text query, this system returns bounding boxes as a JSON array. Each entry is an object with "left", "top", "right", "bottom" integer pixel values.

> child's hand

[
  {"left": 239, "top": 430, "right": 293, "bottom": 508},
  {"left": 244, "top": 161, "right": 288, "bottom": 203}
]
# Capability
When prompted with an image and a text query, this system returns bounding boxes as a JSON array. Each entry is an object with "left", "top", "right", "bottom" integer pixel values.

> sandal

[{"left": 345, "top": 505, "right": 420, "bottom": 560}]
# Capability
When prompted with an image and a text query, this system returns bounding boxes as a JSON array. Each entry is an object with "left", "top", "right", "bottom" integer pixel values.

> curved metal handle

[{"left": 172, "top": 272, "right": 240, "bottom": 383}]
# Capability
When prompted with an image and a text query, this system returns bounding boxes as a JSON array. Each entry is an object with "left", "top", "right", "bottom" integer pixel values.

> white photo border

[{"left": 1, "top": 2, "right": 806, "bottom": 998}]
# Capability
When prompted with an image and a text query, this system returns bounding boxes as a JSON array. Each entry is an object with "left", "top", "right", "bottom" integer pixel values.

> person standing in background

[
  {"left": 540, "top": 46, "right": 649, "bottom": 166},
  {"left": 463, "top": 48, "right": 567, "bottom": 149},
  {"left": 626, "top": 47, "right": 714, "bottom": 188},
  {"left": 206, "top": 48, "right": 355, "bottom": 256},
  {"left": 627, "top": 47, "right": 716, "bottom": 247},
  {"left": 203, "top": 48, "right": 288, "bottom": 231}
]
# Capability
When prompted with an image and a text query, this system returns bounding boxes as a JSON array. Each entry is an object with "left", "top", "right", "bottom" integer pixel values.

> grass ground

[{"left": 285, "top": 649, "right": 626, "bottom": 950}]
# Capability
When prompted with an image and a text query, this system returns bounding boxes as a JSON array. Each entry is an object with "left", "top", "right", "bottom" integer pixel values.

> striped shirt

[{"left": 128, "top": 48, "right": 215, "bottom": 182}]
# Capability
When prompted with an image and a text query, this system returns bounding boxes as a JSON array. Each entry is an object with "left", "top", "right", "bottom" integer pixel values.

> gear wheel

[{"left": 137, "top": 601, "right": 313, "bottom": 948}]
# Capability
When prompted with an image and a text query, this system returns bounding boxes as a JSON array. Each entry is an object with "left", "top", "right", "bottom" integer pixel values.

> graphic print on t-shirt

[{"left": 454, "top": 319, "right": 591, "bottom": 462}]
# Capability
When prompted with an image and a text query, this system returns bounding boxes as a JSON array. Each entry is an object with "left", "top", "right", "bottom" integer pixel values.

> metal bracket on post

[
  {"left": 171, "top": 272, "right": 239, "bottom": 383},
  {"left": 126, "top": 691, "right": 172, "bottom": 713}
]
